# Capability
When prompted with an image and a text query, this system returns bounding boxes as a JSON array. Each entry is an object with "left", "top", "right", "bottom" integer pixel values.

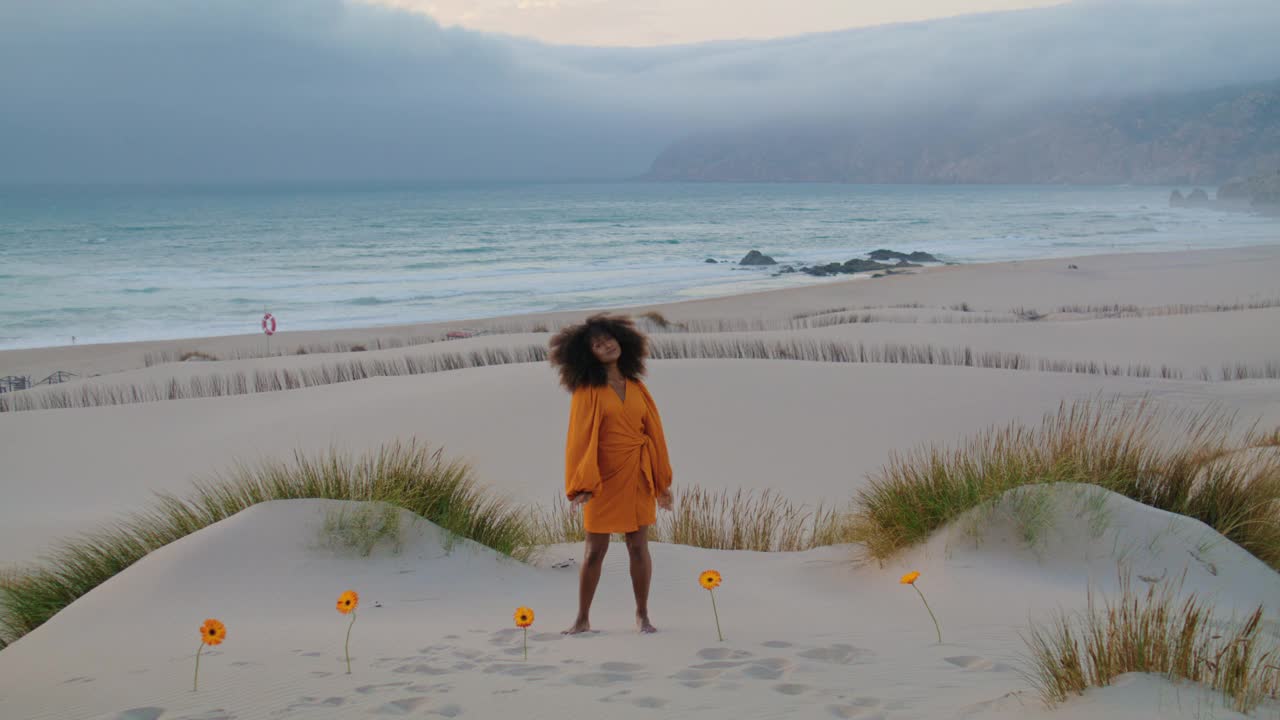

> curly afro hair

[{"left": 549, "top": 313, "right": 648, "bottom": 391}]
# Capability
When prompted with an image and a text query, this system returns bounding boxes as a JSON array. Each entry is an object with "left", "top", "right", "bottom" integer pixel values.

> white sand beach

[{"left": 1, "top": 246, "right": 1278, "bottom": 720}]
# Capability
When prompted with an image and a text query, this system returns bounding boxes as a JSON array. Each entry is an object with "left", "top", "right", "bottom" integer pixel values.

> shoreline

[{"left": 3, "top": 243, "right": 1279, "bottom": 381}]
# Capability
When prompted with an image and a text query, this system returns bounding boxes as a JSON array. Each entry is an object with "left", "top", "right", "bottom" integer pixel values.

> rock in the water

[
  {"left": 739, "top": 250, "right": 777, "bottom": 266},
  {"left": 704, "top": 258, "right": 718, "bottom": 263},
  {"left": 802, "top": 259, "right": 893, "bottom": 276},
  {"left": 868, "top": 249, "right": 940, "bottom": 263},
  {"left": 1186, "top": 188, "right": 1210, "bottom": 207},
  {"left": 1169, "top": 189, "right": 1186, "bottom": 207}
]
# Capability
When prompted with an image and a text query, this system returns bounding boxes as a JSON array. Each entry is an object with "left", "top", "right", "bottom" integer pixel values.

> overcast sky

[
  {"left": 1, "top": 0, "right": 1277, "bottom": 182},
  {"left": 367, "top": 0, "right": 1070, "bottom": 47}
]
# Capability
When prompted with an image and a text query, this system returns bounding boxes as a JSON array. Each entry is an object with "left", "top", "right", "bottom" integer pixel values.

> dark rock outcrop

[
  {"left": 1186, "top": 188, "right": 1211, "bottom": 207},
  {"left": 739, "top": 250, "right": 777, "bottom": 266},
  {"left": 1170, "top": 189, "right": 1186, "bottom": 207},
  {"left": 704, "top": 258, "right": 718, "bottom": 263},
  {"left": 868, "top": 249, "right": 940, "bottom": 263}
]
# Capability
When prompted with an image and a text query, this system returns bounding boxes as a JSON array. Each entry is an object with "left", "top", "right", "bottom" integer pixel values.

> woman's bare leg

[
  {"left": 625, "top": 527, "right": 656, "bottom": 633},
  {"left": 564, "top": 532, "right": 610, "bottom": 634}
]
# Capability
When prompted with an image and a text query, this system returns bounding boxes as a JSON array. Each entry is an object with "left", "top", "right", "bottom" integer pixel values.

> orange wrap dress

[{"left": 564, "top": 378, "right": 673, "bottom": 534}]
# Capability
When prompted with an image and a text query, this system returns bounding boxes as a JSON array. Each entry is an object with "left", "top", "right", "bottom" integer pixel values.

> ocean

[{"left": 1, "top": 182, "right": 1275, "bottom": 350}]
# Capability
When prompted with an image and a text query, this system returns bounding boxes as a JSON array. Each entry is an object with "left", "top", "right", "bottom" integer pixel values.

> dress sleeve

[
  {"left": 565, "top": 386, "right": 603, "bottom": 498},
  {"left": 637, "top": 381, "right": 674, "bottom": 496}
]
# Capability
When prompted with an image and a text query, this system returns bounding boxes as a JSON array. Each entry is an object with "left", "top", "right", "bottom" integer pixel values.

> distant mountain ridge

[{"left": 643, "top": 80, "right": 1280, "bottom": 185}]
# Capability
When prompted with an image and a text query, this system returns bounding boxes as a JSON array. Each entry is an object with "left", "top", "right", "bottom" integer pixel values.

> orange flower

[
  {"left": 514, "top": 607, "right": 534, "bottom": 628},
  {"left": 900, "top": 571, "right": 941, "bottom": 643},
  {"left": 199, "top": 618, "right": 226, "bottom": 646},
  {"left": 699, "top": 570, "right": 722, "bottom": 590},
  {"left": 337, "top": 590, "right": 359, "bottom": 615}
]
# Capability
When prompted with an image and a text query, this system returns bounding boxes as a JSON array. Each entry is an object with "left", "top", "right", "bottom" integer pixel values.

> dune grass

[
  {"left": 531, "top": 485, "right": 848, "bottom": 552},
  {"left": 1023, "top": 575, "right": 1279, "bottom": 713},
  {"left": 849, "top": 399, "right": 1280, "bottom": 570},
  {"left": 0, "top": 442, "right": 536, "bottom": 648},
  {"left": 17, "top": 334, "right": 1280, "bottom": 412},
  {"left": 656, "top": 487, "right": 846, "bottom": 552}
]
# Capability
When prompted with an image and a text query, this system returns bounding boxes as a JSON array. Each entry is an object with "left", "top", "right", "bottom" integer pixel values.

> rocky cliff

[{"left": 644, "top": 80, "right": 1280, "bottom": 186}]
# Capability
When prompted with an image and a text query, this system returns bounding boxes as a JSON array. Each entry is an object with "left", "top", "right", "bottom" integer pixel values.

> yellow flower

[
  {"left": 199, "top": 618, "right": 226, "bottom": 646},
  {"left": 514, "top": 607, "right": 534, "bottom": 628},
  {"left": 900, "top": 571, "right": 920, "bottom": 585},
  {"left": 337, "top": 590, "right": 359, "bottom": 615},
  {"left": 699, "top": 570, "right": 722, "bottom": 590}
]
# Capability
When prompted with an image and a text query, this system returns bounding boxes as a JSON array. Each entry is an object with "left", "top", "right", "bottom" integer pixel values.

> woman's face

[{"left": 589, "top": 331, "right": 621, "bottom": 365}]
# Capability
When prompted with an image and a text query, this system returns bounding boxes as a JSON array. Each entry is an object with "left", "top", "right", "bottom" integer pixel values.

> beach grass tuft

[
  {"left": 848, "top": 399, "right": 1280, "bottom": 570},
  {"left": 0, "top": 442, "right": 536, "bottom": 647},
  {"left": 1023, "top": 574, "right": 1279, "bottom": 713},
  {"left": 530, "top": 486, "right": 848, "bottom": 552}
]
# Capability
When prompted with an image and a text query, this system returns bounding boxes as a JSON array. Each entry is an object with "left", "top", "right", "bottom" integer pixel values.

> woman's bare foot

[
  {"left": 637, "top": 614, "right": 657, "bottom": 634},
  {"left": 562, "top": 619, "right": 593, "bottom": 635}
]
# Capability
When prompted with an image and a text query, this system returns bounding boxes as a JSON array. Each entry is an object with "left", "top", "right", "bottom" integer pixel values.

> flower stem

[
  {"left": 523, "top": 627, "right": 528, "bottom": 661},
  {"left": 193, "top": 641, "right": 204, "bottom": 692},
  {"left": 913, "top": 585, "right": 941, "bottom": 644},
  {"left": 709, "top": 588, "right": 723, "bottom": 642},
  {"left": 345, "top": 612, "right": 357, "bottom": 674}
]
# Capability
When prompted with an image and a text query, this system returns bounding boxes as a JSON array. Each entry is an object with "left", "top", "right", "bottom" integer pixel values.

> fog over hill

[{"left": 1, "top": 0, "right": 1277, "bottom": 182}]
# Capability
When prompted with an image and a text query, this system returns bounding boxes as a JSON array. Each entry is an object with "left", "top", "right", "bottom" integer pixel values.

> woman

[{"left": 549, "top": 313, "right": 674, "bottom": 635}]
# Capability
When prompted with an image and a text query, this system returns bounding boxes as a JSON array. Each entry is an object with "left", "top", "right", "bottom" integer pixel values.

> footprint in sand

[
  {"left": 270, "top": 697, "right": 346, "bottom": 717},
  {"left": 394, "top": 662, "right": 453, "bottom": 676},
  {"left": 600, "top": 661, "right": 644, "bottom": 673},
  {"left": 673, "top": 668, "right": 720, "bottom": 682},
  {"left": 173, "top": 712, "right": 235, "bottom": 720},
  {"left": 355, "top": 682, "right": 414, "bottom": 695},
  {"left": 697, "top": 647, "right": 752, "bottom": 661},
  {"left": 489, "top": 628, "right": 521, "bottom": 646},
  {"left": 62, "top": 675, "right": 95, "bottom": 685},
  {"left": 430, "top": 704, "right": 464, "bottom": 717},
  {"left": 484, "top": 662, "right": 559, "bottom": 679},
  {"left": 798, "top": 644, "right": 873, "bottom": 665},
  {"left": 742, "top": 658, "right": 793, "bottom": 680},
  {"left": 774, "top": 683, "right": 810, "bottom": 696},
  {"left": 762, "top": 640, "right": 793, "bottom": 649},
  {"left": 944, "top": 655, "right": 1015, "bottom": 672},
  {"left": 692, "top": 660, "right": 750, "bottom": 670},
  {"left": 827, "top": 705, "right": 886, "bottom": 720},
  {"left": 104, "top": 709, "right": 164, "bottom": 720},
  {"left": 371, "top": 697, "right": 431, "bottom": 715},
  {"left": 531, "top": 632, "right": 563, "bottom": 642},
  {"left": 826, "top": 696, "right": 882, "bottom": 717},
  {"left": 632, "top": 697, "right": 669, "bottom": 709},
  {"left": 568, "top": 672, "right": 634, "bottom": 687}
]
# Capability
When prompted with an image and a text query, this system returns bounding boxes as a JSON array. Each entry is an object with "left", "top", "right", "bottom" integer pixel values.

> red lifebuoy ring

[{"left": 262, "top": 312, "right": 277, "bottom": 336}]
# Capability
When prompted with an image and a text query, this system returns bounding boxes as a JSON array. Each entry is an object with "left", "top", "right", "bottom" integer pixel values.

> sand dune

[{"left": 0, "top": 494, "right": 1272, "bottom": 720}]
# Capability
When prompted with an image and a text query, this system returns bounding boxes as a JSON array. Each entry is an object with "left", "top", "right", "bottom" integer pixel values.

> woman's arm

[
  {"left": 565, "top": 386, "right": 603, "bottom": 500},
  {"left": 637, "top": 381, "right": 674, "bottom": 498}
]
